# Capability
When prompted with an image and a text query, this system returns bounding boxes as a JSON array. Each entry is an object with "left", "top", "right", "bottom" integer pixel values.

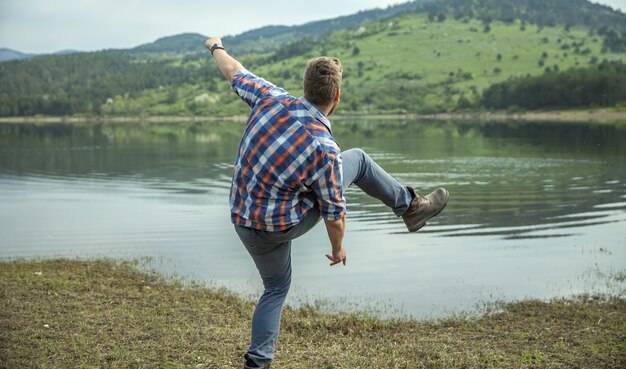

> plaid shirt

[{"left": 229, "top": 69, "right": 346, "bottom": 231}]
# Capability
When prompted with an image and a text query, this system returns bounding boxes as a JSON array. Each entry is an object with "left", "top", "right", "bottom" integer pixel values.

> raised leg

[{"left": 341, "top": 148, "right": 412, "bottom": 216}]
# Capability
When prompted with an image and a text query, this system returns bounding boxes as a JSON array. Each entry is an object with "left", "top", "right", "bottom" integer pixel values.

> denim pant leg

[
  {"left": 234, "top": 208, "right": 321, "bottom": 366},
  {"left": 341, "top": 148, "right": 412, "bottom": 216},
  {"left": 239, "top": 237, "right": 291, "bottom": 365}
]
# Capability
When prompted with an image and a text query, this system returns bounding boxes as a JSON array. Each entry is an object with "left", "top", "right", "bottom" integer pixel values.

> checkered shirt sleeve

[
  {"left": 310, "top": 152, "right": 346, "bottom": 221},
  {"left": 230, "top": 69, "right": 288, "bottom": 108}
]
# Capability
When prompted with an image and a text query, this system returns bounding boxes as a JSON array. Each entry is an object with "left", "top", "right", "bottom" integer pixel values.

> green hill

[
  {"left": 250, "top": 15, "right": 626, "bottom": 114},
  {"left": 100, "top": 15, "right": 626, "bottom": 116},
  {"left": 0, "top": 0, "right": 625, "bottom": 117}
]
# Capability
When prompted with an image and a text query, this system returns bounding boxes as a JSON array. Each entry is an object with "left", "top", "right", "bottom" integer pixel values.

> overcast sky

[{"left": 1, "top": 0, "right": 624, "bottom": 54}]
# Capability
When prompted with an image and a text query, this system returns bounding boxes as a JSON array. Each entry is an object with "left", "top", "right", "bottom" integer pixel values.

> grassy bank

[{"left": 1, "top": 259, "right": 624, "bottom": 368}]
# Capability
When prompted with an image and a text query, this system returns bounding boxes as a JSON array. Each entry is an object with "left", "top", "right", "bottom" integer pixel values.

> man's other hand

[
  {"left": 323, "top": 216, "right": 346, "bottom": 266},
  {"left": 325, "top": 246, "right": 346, "bottom": 266}
]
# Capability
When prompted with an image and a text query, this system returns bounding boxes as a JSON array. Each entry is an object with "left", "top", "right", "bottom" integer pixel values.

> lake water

[{"left": 1, "top": 119, "right": 625, "bottom": 319}]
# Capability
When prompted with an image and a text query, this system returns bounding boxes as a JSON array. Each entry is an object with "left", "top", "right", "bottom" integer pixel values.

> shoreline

[
  {"left": 0, "top": 114, "right": 250, "bottom": 124},
  {"left": 2, "top": 258, "right": 624, "bottom": 368},
  {"left": 422, "top": 109, "right": 626, "bottom": 123},
  {"left": 1, "top": 109, "right": 625, "bottom": 124}
]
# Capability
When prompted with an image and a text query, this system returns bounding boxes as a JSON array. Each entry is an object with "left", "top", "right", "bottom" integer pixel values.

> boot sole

[{"left": 407, "top": 189, "right": 449, "bottom": 232}]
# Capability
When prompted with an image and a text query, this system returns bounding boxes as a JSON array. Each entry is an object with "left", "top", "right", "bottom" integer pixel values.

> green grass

[{"left": 1, "top": 259, "right": 625, "bottom": 368}]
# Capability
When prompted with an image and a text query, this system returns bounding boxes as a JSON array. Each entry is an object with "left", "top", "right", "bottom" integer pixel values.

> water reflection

[
  {"left": 338, "top": 120, "right": 626, "bottom": 240},
  {"left": 1, "top": 120, "right": 625, "bottom": 241}
]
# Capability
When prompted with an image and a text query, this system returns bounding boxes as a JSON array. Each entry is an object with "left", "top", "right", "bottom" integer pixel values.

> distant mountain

[
  {"left": 0, "top": 48, "right": 82, "bottom": 63},
  {"left": 53, "top": 49, "right": 82, "bottom": 56},
  {"left": 0, "top": 48, "right": 36, "bottom": 62},
  {"left": 128, "top": 33, "right": 207, "bottom": 55}
]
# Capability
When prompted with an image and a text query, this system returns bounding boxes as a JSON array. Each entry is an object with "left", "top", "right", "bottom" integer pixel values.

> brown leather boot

[
  {"left": 243, "top": 364, "right": 270, "bottom": 369},
  {"left": 402, "top": 187, "right": 449, "bottom": 232},
  {"left": 244, "top": 363, "right": 270, "bottom": 369},
  {"left": 243, "top": 354, "right": 270, "bottom": 369}
]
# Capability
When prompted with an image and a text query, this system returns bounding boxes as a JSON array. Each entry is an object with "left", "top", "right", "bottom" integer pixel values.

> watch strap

[{"left": 210, "top": 43, "right": 225, "bottom": 55}]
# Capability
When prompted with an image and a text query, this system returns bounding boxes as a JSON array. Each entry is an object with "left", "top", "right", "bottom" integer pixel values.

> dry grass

[{"left": 1, "top": 259, "right": 624, "bottom": 368}]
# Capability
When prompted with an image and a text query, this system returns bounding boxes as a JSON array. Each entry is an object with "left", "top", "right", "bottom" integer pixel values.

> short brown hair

[{"left": 303, "top": 57, "right": 342, "bottom": 106}]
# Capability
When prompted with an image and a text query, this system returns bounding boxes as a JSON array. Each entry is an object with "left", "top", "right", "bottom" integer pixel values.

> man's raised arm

[{"left": 205, "top": 36, "right": 244, "bottom": 80}]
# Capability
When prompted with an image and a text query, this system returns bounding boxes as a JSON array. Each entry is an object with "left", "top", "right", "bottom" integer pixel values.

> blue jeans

[{"left": 234, "top": 148, "right": 412, "bottom": 366}]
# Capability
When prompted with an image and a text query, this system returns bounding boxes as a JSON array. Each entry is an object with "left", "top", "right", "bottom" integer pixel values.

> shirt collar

[{"left": 300, "top": 97, "right": 332, "bottom": 133}]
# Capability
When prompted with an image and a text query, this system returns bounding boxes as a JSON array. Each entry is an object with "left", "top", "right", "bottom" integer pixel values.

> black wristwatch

[{"left": 209, "top": 43, "right": 225, "bottom": 55}]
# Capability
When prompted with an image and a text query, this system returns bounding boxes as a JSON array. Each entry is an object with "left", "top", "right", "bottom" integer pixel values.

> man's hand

[
  {"left": 325, "top": 246, "right": 346, "bottom": 266},
  {"left": 204, "top": 36, "right": 222, "bottom": 51},
  {"left": 204, "top": 36, "right": 244, "bottom": 80},
  {"left": 323, "top": 217, "right": 346, "bottom": 266}
]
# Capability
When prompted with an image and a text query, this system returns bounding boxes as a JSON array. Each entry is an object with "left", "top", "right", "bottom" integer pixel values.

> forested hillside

[
  {"left": 482, "top": 61, "right": 626, "bottom": 110},
  {"left": 419, "top": 0, "right": 626, "bottom": 52},
  {"left": 1, "top": 0, "right": 625, "bottom": 117}
]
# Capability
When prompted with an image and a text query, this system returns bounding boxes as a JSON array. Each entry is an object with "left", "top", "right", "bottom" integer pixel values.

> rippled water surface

[{"left": 1, "top": 120, "right": 625, "bottom": 318}]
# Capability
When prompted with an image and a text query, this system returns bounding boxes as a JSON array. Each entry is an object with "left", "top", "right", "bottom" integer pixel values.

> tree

[{"left": 165, "top": 88, "right": 178, "bottom": 104}]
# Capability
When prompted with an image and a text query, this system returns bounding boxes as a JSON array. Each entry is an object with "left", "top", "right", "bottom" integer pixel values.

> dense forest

[
  {"left": 0, "top": 0, "right": 625, "bottom": 117},
  {"left": 481, "top": 61, "right": 626, "bottom": 110},
  {"left": 0, "top": 52, "right": 213, "bottom": 116}
]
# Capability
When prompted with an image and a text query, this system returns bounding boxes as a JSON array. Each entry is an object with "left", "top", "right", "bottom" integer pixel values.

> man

[{"left": 205, "top": 36, "right": 449, "bottom": 369}]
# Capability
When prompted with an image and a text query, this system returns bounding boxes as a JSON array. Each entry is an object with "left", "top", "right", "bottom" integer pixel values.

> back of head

[{"left": 303, "top": 57, "right": 343, "bottom": 107}]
